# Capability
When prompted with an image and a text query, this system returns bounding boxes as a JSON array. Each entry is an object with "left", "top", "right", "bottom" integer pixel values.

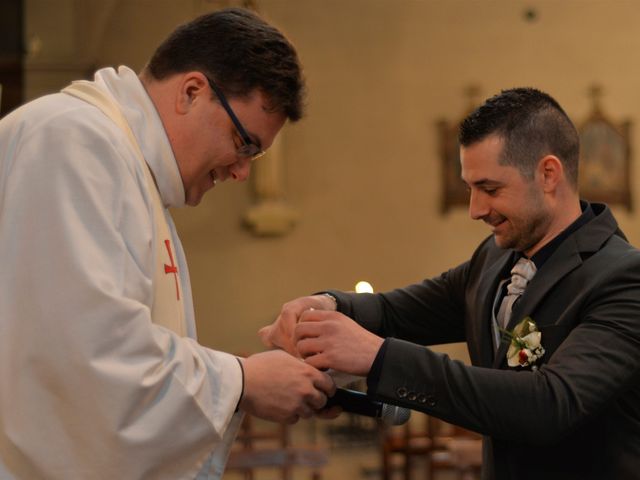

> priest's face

[
  {"left": 460, "top": 134, "right": 552, "bottom": 256},
  {"left": 171, "top": 76, "right": 285, "bottom": 206}
]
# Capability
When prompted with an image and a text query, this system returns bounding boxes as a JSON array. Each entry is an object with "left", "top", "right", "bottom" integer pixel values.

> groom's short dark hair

[{"left": 459, "top": 87, "right": 579, "bottom": 188}]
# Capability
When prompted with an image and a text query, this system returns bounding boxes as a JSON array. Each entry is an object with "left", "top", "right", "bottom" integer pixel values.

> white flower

[
  {"left": 521, "top": 331, "right": 541, "bottom": 349},
  {"left": 502, "top": 317, "right": 545, "bottom": 368}
]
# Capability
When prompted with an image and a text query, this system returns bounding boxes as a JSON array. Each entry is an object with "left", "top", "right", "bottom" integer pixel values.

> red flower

[{"left": 518, "top": 349, "right": 530, "bottom": 365}]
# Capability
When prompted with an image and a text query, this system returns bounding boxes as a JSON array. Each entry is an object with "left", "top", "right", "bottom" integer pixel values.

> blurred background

[{"left": 2, "top": 0, "right": 639, "bottom": 478}]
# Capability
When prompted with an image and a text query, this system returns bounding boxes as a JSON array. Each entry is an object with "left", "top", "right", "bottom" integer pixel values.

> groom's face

[{"left": 461, "top": 134, "right": 552, "bottom": 256}]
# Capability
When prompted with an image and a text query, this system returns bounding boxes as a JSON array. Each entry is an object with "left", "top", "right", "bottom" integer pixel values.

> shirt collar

[
  {"left": 92, "top": 66, "right": 186, "bottom": 208},
  {"left": 527, "top": 200, "right": 595, "bottom": 269}
]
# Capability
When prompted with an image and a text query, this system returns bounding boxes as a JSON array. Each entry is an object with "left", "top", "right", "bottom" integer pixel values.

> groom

[{"left": 261, "top": 88, "right": 640, "bottom": 479}]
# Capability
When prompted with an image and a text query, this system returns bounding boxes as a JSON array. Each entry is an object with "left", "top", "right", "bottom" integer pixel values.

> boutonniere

[{"left": 501, "top": 317, "right": 545, "bottom": 369}]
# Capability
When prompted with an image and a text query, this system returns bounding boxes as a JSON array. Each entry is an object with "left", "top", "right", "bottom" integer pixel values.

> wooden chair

[
  {"left": 226, "top": 414, "right": 329, "bottom": 480},
  {"left": 380, "top": 414, "right": 433, "bottom": 480},
  {"left": 380, "top": 414, "right": 482, "bottom": 480},
  {"left": 428, "top": 417, "right": 482, "bottom": 480}
]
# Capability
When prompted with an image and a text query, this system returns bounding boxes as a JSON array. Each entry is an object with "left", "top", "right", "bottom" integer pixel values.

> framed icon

[{"left": 578, "top": 108, "right": 632, "bottom": 211}]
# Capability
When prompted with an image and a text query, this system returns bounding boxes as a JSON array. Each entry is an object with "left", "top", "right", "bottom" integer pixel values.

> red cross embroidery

[{"left": 163, "top": 239, "right": 180, "bottom": 300}]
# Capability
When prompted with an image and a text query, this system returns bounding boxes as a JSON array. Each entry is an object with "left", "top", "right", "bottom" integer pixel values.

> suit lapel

[
  {"left": 490, "top": 204, "right": 623, "bottom": 369},
  {"left": 474, "top": 250, "right": 515, "bottom": 367},
  {"left": 492, "top": 238, "right": 583, "bottom": 368},
  {"left": 471, "top": 203, "right": 620, "bottom": 370}
]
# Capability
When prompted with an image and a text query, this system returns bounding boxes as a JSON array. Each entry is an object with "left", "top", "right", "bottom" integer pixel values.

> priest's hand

[
  {"left": 238, "top": 349, "right": 336, "bottom": 424},
  {"left": 294, "top": 309, "right": 384, "bottom": 377},
  {"left": 258, "top": 294, "right": 337, "bottom": 356}
]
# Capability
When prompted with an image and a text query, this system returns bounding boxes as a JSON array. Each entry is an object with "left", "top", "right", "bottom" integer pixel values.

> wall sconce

[{"left": 243, "top": 134, "right": 300, "bottom": 236}]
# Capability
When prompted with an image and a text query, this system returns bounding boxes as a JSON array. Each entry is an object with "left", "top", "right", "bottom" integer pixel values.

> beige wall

[{"left": 24, "top": 0, "right": 640, "bottom": 359}]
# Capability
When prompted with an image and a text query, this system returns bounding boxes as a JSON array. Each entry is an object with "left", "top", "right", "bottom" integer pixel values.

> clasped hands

[
  {"left": 260, "top": 294, "right": 383, "bottom": 376},
  {"left": 257, "top": 294, "right": 384, "bottom": 415}
]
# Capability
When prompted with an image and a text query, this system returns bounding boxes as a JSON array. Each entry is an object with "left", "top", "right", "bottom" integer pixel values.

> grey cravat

[{"left": 496, "top": 257, "right": 537, "bottom": 329}]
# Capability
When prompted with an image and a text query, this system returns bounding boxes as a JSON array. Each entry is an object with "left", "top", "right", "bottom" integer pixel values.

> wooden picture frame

[
  {"left": 578, "top": 109, "right": 633, "bottom": 211},
  {"left": 437, "top": 118, "right": 468, "bottom": 214}
]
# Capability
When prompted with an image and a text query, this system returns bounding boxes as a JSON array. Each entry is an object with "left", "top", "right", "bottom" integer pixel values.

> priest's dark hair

[
  {"left": 459, "top": 87, "right": 579, "bottom": 189},
  {"left": 143, "top": 7, "right": 305, "bottom": 121}
]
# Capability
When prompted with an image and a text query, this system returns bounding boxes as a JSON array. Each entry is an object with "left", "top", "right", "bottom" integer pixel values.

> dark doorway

[{"left": 0, "top": 0, "right": 24, "bottom": 117}]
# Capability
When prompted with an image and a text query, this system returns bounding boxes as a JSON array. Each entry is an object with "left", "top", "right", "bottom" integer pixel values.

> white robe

[{"left": 0, "top": 66, "right": 243, "bottom": 479}]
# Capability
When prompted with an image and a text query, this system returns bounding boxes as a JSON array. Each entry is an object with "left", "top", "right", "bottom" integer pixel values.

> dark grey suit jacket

[{"left": 330, "top": 203, "right": 640, "bottom": 479}]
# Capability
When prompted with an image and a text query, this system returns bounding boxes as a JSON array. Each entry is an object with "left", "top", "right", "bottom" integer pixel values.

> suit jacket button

[
  {"left": 396, "top": 387, "right": 408, "bottom": 398},
  {"left": 426, "top": 395, "right": 437, "bottom": 407},
  {"left": 407, "top": 391, "right": 417, "bottom": 401},
  {"left": 417, "top": 393, "right": 427, "bottom": 404}
]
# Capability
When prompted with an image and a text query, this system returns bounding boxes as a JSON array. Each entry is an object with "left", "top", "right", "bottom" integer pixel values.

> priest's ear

[
  {"left": 537, "top": 155, "right": 564, "bottom": 193},
  {"left": 175, "top": 72, "right": 208, "bottom": 114}
]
